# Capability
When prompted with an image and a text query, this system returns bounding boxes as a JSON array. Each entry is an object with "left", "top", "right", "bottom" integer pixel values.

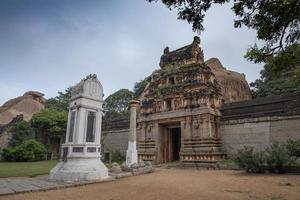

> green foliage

[
  {"left": 265, "top": 142, "right": 294, "bottom": 173},
  {"left": 45, "top": 87, "right": 71, "bottom": 111},
  {"left": 8, "top": 120, "right": 35, "bottom": 147},
  {"left": 111, "top": 149, "right": 126, "bottom": 163},
  {"left": 1, "top": 139, "right": 46, "bottom": 162},
  {"left": 234, "top": 146, "right": 267, "bottom": 173},
  {"left": 250, "top": 44, "right": 300, "bottom": 97},
  {"left": 103, "top": 89, "right": 134, "bottom": 122},
  {"left": 286, "top": 139, "right": 300, "bottom": 157},
  {"left": 134, "top": 78, "right": 149, "bottom": 98},
  {"left": 148, "top": 0, "right": 300, "bottom": 62},
  {"left": 233, "top": 140, "right": 300, "bottom": 173},
  {"left": 148, "top": 0, "right": 228, "bottom": 32},
  {"left": 30, "top": 109, "right": 68, "bottom": 138}
]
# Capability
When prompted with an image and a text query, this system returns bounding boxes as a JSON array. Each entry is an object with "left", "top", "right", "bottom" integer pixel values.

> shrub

[
  {"left": 111, "top": 149, "right": 126, "bottom": 163},
  {"left": 234, "top": 146, "right": 267, "bottom": 173},
  {"left": 1, "top": 139, "right": 46, "bottom": 162},
  {"left": 1, "top": 148, "right": 16, "bottom": 162},
  {"left": 8, "top": 120, "right": 35, "bottom": 147},
  {"left": 233, "top": 140, "right": 300, "bottom": 174},
  {"left": 286, "top": 139, "right": 300, "bottom": 158},
  {"left": 265, "top": 142, "right": 294, "bottom": 173}
]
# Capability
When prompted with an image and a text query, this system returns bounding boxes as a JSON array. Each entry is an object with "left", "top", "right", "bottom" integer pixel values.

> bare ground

[{"left": 1, "top": 169, "right": 300, "bottom": 200}]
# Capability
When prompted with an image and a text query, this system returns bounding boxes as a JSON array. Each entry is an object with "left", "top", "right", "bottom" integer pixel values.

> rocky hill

[
  {"left": 0, "top": 91, "right": 45, "bottom": 148},
  {"left": 0, "top": 91, "right": 45, "bottom": 126},
  {"left": 205, "top": 58, "right": 252, "bottom": 103}
]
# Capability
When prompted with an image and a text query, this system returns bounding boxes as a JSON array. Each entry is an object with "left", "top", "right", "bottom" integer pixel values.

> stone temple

[
  {"left": 136, "top": 36, "right": 251, "bottom": 166},
  {"left": 102, "top": 37, "right": 300, "bottom": 166}
]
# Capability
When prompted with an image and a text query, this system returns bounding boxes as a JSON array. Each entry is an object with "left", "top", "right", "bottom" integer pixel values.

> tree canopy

[
  {"left": 148, "top": 0, "right": 300, "bottom": 62},
  {"left": 133, "top": 78, "right": 149, "bottom": 98},
  {"left": 45, "top": 87, "right": 71, "bottom": 111},
  {"left": 250, "top": 43, "right": 300, "bottom": 97},
  {"left": 30, "top": 109, "right": 68, "bottom": 139},
  {"left": 103, "top": 89, "right": 134, "bottom": 121}
]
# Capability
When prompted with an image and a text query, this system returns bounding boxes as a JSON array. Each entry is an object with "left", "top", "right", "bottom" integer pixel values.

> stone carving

[
  {"left": 49, "top": 74, "right": 108, "bottom": 182},
  {"left": 159, "top": 36, "right": 204, "bottom": 69},
  {"left": 70, "top": 74, "right": 103, "bottom": 101},
  {"left": 136, "top": 37, "right": 225, "bottom": 167}
]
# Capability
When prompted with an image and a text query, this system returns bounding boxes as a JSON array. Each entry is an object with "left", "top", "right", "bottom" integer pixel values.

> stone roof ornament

[
  {"left": 70, "top": 74, "right": 103, "bottom": 101},
  {"left": 159, "top": 36, "right": 204, "bottom": 69},
  {"left": 163, "top": 46, "right": 169, "bottom": 54}
]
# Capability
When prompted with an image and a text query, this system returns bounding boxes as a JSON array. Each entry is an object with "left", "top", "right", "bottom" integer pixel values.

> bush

[
  {"left": 265, "top": 142, "right": 294, "bottom": 173},
  {"left": 286, "top": 139, "right": 300, "bottom": 157},
  {"left": 111, "top": 150, "right": 126, "bottom": 163},
  {"left": 233, "top": 140, "right": 300, "bottom": 174},
  {"left": 234, "top": 146, "right": 267, "bottom": 173},
  {"left": 8, "top": 120, "right": 35, "bottom": 147},
  {"left": 1, "top": 139, "right": 46, "bottom": 162}
]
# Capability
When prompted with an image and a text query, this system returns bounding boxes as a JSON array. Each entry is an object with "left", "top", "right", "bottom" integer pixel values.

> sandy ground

[{"left": 1, "top": 169, "right": 300, "bottom": 200}]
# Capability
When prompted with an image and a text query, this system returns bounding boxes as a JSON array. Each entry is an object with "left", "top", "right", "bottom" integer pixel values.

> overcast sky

[{"left": 0, "top": 0, "right": 263, "bottom": 105}]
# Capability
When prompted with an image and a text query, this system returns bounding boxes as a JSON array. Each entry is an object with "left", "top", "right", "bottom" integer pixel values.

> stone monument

[
  {"left": 125, "top": 100, "right": 139, "bottom": 166},
  {"left": 49, "top": 74, "right": 108, "bottom": 182}
]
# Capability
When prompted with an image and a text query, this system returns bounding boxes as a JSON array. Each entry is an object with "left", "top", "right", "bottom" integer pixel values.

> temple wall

[
  {"left": 220, "top": 93, "right": 300, "bottom": 154},
  {"left": 102, "top": 119, "right": 129, "bottom": 161},
  {"left": 220, "top": 116, "right": 300, "bottom": 154},
  {"left": 102, "top": 129, "right": 129, "bottom": 153}
]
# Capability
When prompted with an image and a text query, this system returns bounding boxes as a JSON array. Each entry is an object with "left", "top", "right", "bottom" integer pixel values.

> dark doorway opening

[
  {"left": 161, "top": 125, "right": 181, "bottom": 163},
  {"left": 171, "top": 127, "right": 181, "bottom": 161}
]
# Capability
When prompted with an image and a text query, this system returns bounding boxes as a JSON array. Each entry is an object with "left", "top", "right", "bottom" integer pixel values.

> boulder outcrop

[
  {"left": 205, "top": 58, "right": 252, "bottom": 103},
  {"left": 0, "top": 91, "right": 45, "bottom": 125}
]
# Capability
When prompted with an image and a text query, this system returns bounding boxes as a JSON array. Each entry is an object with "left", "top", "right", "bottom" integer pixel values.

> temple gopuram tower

[{"left": 136, "top": 36, "right": 225, "bottom": 167}]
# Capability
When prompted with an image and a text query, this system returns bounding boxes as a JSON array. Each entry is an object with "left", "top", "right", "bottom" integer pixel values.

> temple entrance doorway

[{"left": 160, "top": 124, "right": 181, "bottom": 163}]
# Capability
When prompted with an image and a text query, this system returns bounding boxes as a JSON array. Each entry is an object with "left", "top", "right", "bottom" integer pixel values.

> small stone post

[{"left": 126, "top": 100, "right": 140, "bottom": 166}]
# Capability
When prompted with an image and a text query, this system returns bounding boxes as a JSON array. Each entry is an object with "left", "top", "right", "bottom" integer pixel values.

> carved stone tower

[{"left": 137, "top": 37, "right": 225, "bottom": 167}]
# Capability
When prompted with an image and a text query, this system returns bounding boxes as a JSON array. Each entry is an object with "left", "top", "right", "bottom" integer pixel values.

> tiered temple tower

[{"left": 136, "top": 37, "right": 225, "bottom": 167}]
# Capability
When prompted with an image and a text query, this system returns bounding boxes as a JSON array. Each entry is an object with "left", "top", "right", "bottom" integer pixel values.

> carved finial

[
  {"left": 163, "top": 46, "right": 169, "bottom": 54},
  {"left": 193, "top": 36, "right": 200, "bottom": 45}
]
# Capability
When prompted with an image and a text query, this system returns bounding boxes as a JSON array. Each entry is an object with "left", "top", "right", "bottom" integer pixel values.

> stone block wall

[
  {"left": 220, "top": 93, "right": 300, "bottom": 154},
  {"left": 102, "top": 128, "right": 129, "bottom": 154},
  {"left": 220, "top": 116, "right": 300, "bottom": 154}
]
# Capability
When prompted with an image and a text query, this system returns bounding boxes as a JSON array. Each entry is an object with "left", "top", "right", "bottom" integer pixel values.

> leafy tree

[
  {"left": 250, "top": 44, "right": 300, "bottom": 97},
  {"left": 7, "top": 120, "right": 35, "bottom": 147},
  {"left": 103, "top": 89, "right": 134, "bottom": 121},
  {"left": 133, "top": 78, "right": 149, "bottom": 98},
  {"left": 30, "top": 109, "right": 68, "bottom": 150},
  {"left": 45, "top": 87, "right": 71, "bottom": 111},
  {"left": 148, "top": 0, "right": 300, "bottom": 62}
]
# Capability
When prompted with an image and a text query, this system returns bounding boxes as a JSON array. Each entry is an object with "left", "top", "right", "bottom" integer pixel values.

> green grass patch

[{"left": 0, "top": 160, "right": 58, "bottom": 178}]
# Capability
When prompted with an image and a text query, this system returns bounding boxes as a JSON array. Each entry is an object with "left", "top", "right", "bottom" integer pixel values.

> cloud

[{"left": 0, "top": 0, "right": 262, "bottom": 105}]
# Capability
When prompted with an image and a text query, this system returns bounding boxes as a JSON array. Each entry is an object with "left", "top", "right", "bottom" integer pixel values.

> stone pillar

[{"left": 126, "top": 100, "right": 139, "bottom": 166}]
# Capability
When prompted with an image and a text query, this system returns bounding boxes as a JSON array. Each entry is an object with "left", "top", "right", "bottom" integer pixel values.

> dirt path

[{"left": 1, "top": 169, "right": 300, "bottom": 200}]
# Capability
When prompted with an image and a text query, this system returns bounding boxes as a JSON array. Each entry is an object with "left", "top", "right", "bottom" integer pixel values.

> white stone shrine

[{"left": 49, "top": 74, "right": 108, "bottom": 182}]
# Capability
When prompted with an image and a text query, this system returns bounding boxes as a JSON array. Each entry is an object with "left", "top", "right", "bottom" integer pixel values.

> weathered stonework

[
  {"left": 137, "top": 37, "right": 225, "bottom": 166},
  {"left": 220, "top": 93, "right": 300, "bottom": 154},
  {"left": 49, "top": 74, "right": 108, "bottom": 182}
]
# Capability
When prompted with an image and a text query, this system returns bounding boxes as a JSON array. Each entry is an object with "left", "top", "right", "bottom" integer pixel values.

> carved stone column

[{"left": 126, "top": 100, "right": 140, "bottom": 166}]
